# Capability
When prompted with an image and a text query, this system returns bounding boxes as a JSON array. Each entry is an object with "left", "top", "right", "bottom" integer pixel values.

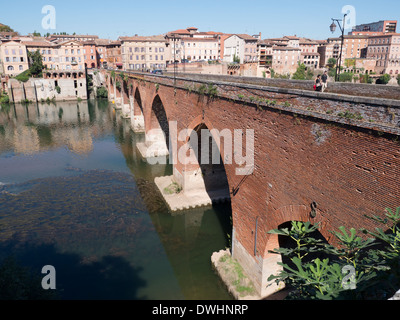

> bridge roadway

[{"left": 99, "top": 68, "right": 400, "bottom": 298}]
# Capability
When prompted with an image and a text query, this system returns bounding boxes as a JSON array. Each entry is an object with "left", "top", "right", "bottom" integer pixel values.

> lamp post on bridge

[{"left": 330, "top": 13, "right": 347, "bottom": 82}]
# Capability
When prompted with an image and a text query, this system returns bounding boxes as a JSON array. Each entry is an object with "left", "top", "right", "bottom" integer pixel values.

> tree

[
  {"left": 27, "top": 50, "right": 44, "bottom": 78},
  {"left": 397, "top": 74, "right": 400, "bottom": 86},
  {"left": 96, "top": 87, "right": 108, "bottom": 99},
  {"left": 292, "top": 63, "right": 315, "bottom": 81},
  {"left": 377, "top": 73, "right": 391, "bottom": 85},
  {"left": 292, "top": 63, "right": 307, "bottom": 80},
  {"left": 233, "top": 54, "right": 240, "bottom": 64},
  {"left": 327, "top": 58, "right": 337, "bottom": 67},
  {"left": 0, "top": 24, "right": 14, "bottom": 32}
]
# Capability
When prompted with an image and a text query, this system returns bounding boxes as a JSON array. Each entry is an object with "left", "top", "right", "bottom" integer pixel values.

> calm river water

[{"left": 0, "top": 100, "right": 233, "bottom": 300}]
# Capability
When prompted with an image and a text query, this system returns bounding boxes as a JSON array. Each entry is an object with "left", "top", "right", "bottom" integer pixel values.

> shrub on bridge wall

[{"left": 268, "top": 207, "right": 400, "bottom": 300}]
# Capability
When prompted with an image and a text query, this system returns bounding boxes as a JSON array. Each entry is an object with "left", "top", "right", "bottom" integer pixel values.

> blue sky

[{"left": 1, "top": 0, "right": 399, "bottom": 40}]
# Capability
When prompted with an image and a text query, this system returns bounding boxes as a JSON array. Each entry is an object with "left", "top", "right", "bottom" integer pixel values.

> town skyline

[{"left": 1, "top": 0, "right": 400, "bottom": 41}]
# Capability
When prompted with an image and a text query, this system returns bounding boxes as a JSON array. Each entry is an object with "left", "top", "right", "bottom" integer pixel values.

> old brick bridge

[{"left": 97, "top": 69, "right": 400, "bottom": 298}]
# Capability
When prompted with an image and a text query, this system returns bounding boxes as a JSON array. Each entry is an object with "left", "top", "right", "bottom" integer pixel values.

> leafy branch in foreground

[{"left": 267, "top": 208, "right": 400, "bottom": 300}]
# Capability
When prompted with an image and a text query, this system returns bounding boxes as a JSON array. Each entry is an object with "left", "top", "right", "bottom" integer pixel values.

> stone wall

[{"left": 7, "top": 77, "right": 87, "bottom": 103}]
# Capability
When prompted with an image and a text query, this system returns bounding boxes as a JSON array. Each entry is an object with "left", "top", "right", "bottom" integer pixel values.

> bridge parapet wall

[{"left": 117, "top": 71, "right": 400, "bottom": 136}]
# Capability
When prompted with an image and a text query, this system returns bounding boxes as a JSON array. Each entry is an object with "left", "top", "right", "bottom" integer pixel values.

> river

[{"left": 0, "top": 100, "right": 233, "bottom": 300}]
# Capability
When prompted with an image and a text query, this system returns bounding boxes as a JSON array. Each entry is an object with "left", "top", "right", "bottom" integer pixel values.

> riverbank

[{"left": 5, "top": 74, "right": 87, "bottom": 104}]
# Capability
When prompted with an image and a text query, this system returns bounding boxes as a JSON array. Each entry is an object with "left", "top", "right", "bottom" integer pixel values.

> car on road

[{"left": 152, "top": 69, "right": 163, "bottom": 75}]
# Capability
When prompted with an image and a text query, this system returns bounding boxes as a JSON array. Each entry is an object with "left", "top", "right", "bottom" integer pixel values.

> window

[
  {"left": 7, "top": 66, "right": 14, "bottom": 70},
  {"left": 19, "top": 65, "right": 23, "bottom": 70}
]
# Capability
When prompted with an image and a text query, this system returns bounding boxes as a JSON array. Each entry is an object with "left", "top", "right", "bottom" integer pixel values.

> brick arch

[
  {"left": 133, "top": 86, "right": 145, "bottom": 117},
  {"left": 185, "top": 114, "right": 231, "bottom": 165},
  {"left": 146, "top": 94, "right": 171, "bottom": 149},
  {"left": 183, "top": 114, "right": 232, "bottom": 198},
  {"left": 262, "top": 204, "right": 331, "bottom": 257}
]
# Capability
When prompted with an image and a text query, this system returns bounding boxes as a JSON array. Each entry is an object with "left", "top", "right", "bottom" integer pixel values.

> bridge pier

[
  {"left": 136, "top": 128, "right": 169, "bottom": 159},
  {"left": 130, "top": 96, "right": 145, "bottom": 133},
  {"left": 231, "top": 230, "right": 285, "bottom": 298}
]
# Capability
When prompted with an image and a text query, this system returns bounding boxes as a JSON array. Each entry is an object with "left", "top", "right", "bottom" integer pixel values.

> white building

[{"left": 223, "top": 34, "right": 258, "bottom": 63}]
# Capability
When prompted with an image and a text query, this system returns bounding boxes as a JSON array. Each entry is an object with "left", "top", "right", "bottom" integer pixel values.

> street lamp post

[{"left": 330, "top": 13, "right": 347, "bottom": 82}]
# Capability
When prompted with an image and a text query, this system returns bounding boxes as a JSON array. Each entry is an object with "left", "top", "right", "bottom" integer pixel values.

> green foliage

[
  {"left": 0, "top": 92, "right": 10, "bottom": 105},
  {"left": 267, "top": 208, "right": 400, "bottom": 300},
  {"left": 14, "top": 69, "right": 31, "bottom": 82},
  {"left": 291, "top": 63, "right": 307, "bottom": 80},
  {"left": 292, "top": 63, "right": 313, "bottom": 81},
  {"left": 337, "top": 111, "right": 363, "bottom": 120},
  {"left": 270, "top": 68, "right": 276, "bottom": 79},
  {"left": 27, "top": 50, "right": 44, "bottom": 78},
  {"left": 55, "top": 85, "right": 61, "bottom": 94},
  {"left": 360, "top": 74, "right": 373, "bottom": 84},
  {"left": 207, "top": 84, "right": 218, "bottom": 98},
  {"left": 397, "top": 74, "right": 400, "bottom": 86},
  {"left": 338, "top": 72, "right": 354, "bottom": 83},
  {"left": 378, "top": 74, "right": 391, "bottom": 85},
  {"left": 327, "top": 58, "right": 337, "bottom": 67},
  {"left": 115, "top": 81, "right": 121, "bottom": 91},
  {"left": 96, "top": 86, "right": 108, "bottom": 99},
  {"left": 232, "top": 54, "right": 240, "bottom": 64},
  {"left": 0, "top": 24, "right": 14, "bottom": 32},
  {"left": 197, "top": 84, "right": 207, "bottom": 95}
]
